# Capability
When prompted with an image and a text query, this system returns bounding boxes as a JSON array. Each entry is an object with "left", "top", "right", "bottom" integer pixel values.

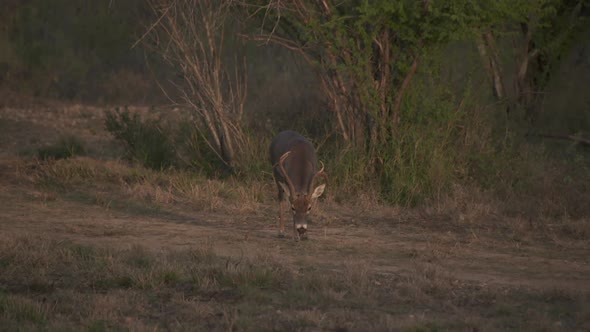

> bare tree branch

[{"left": 145, "top": 0, "right": 248, "bottom": 171}]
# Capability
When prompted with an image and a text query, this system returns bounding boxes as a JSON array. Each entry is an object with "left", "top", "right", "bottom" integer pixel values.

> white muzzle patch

[{"left": 296, "top": 224, "right": 307, "bottom": 234}]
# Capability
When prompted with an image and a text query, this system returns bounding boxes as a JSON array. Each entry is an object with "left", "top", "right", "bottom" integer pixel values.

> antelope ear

[
  {"left": 311, "top": 184, "right": 326, "bottom": 199},
  {"left": 279, "top": 182, "right": 291, "bottom": 198}
]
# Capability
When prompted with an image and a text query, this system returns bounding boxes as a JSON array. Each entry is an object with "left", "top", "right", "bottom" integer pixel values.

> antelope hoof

[{"left": 278, "top": 232, "right": 286, "bottom": 238}]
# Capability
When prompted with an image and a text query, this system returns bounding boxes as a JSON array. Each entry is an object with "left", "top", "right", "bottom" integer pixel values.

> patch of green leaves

[{"left": 105, "top": 108, "right": 176, "bottom": 170}]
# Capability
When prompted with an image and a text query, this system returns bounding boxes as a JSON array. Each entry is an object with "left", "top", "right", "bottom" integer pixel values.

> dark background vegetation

[{"left": 1, "top": 0, "right": 589, "bottom": 214}]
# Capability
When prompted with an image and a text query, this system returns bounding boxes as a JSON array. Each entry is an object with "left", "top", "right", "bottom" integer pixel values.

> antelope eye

[
  {"left": 291, "top": 205, "right": 295, "bottom": 211},
  {"left": 307, "top": 205, "right": 311, "bottom": 211}
]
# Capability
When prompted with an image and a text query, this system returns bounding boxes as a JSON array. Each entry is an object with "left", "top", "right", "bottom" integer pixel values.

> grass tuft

[{"left": 37, "top": 135, "right": 87, "bottom": 160}]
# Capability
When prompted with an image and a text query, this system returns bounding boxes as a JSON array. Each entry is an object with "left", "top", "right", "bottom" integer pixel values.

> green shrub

[
  {"left": 104, "top": 108, "right": 175, "bottom": 170},
  {"left": 174, "top": 120, "right": 228, "bottom": 177},
  {"left": 323, "top": 64, "right": 464, "bottom": 206}
]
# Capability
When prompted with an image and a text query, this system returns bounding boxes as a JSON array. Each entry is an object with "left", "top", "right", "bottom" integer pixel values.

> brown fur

[{"left": 269, "top": 131, "right": 327, "bottom": 240}]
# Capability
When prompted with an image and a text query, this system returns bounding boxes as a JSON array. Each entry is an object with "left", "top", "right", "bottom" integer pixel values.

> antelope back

[{"left": 269, "top": 130, "right": 318, "bottom": 195}]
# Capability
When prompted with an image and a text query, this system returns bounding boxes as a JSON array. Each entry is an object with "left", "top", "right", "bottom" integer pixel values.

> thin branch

[{"left": 132, "top": 1, "right": 174, "bottom": 49}]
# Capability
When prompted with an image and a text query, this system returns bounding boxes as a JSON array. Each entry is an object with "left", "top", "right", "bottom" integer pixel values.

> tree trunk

[{"left": 477, "top": 32, "right": 505, "bottom": 101}]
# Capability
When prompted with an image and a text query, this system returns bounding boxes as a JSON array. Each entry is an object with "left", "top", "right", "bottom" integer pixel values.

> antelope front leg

[{"left": 278, "top": 200, "right": 285, "bottom": 238}]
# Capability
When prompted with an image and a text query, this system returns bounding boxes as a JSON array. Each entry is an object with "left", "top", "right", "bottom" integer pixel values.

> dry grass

[
  {"left": 1, "top": 234, "right": 588, "bottom": 331},
  {"left": 6, "top": 155, "right": 590, "bottom": 253},
  {"left": 17, "top": 157, "right": 273, "bottom": 217}
]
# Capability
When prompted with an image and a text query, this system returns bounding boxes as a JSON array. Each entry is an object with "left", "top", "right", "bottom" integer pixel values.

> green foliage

[
  {"left": 231, "top": 130, "right": 273, "bottom": 180},
  {"left": 370, "top": 94, "right": 459, "bottom": 204},
  {"left": 174, "top": 120, "right": 228, "bottom": 177},
  {"left": 254, "top": 0, "right": 525, "bottom": 137},
  {"left": 37, "top": 135, "right": 87, "bottom": 160},
  {"left": 323, "top": 144, "right": 373, "bottom": 204},
  {"left": 104, "top": 108, "right": 176, "bottom": 170},
  {"left": 104, "top": 108, "right": 256, "bottom": 176},
  {"left": 244, "top": 0, "right": 590, "bottom": 206},
  {"left": 526, "top": 0, "right": 589, "bottom": 90}
]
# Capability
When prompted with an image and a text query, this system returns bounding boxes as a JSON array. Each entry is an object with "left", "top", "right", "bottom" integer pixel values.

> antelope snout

[{"left": 295, "top": 223, "right": 307, "bottom": 235}]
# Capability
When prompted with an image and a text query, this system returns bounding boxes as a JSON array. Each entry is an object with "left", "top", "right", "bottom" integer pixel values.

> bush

[
  {"left": 105, "top": 108, "right": 175, "bottom": 170},
  {"left": 174, "top": 120, "right": 229, "bottom": 177}
]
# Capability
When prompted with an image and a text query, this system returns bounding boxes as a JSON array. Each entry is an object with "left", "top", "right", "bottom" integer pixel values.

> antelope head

[{"left": 277, "top": 151, "right": 327, "bottom": 239}]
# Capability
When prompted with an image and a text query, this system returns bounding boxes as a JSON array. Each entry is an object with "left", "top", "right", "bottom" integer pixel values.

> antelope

[{"left": 269, "top": 130, "right": 327, "bottom": 240}]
